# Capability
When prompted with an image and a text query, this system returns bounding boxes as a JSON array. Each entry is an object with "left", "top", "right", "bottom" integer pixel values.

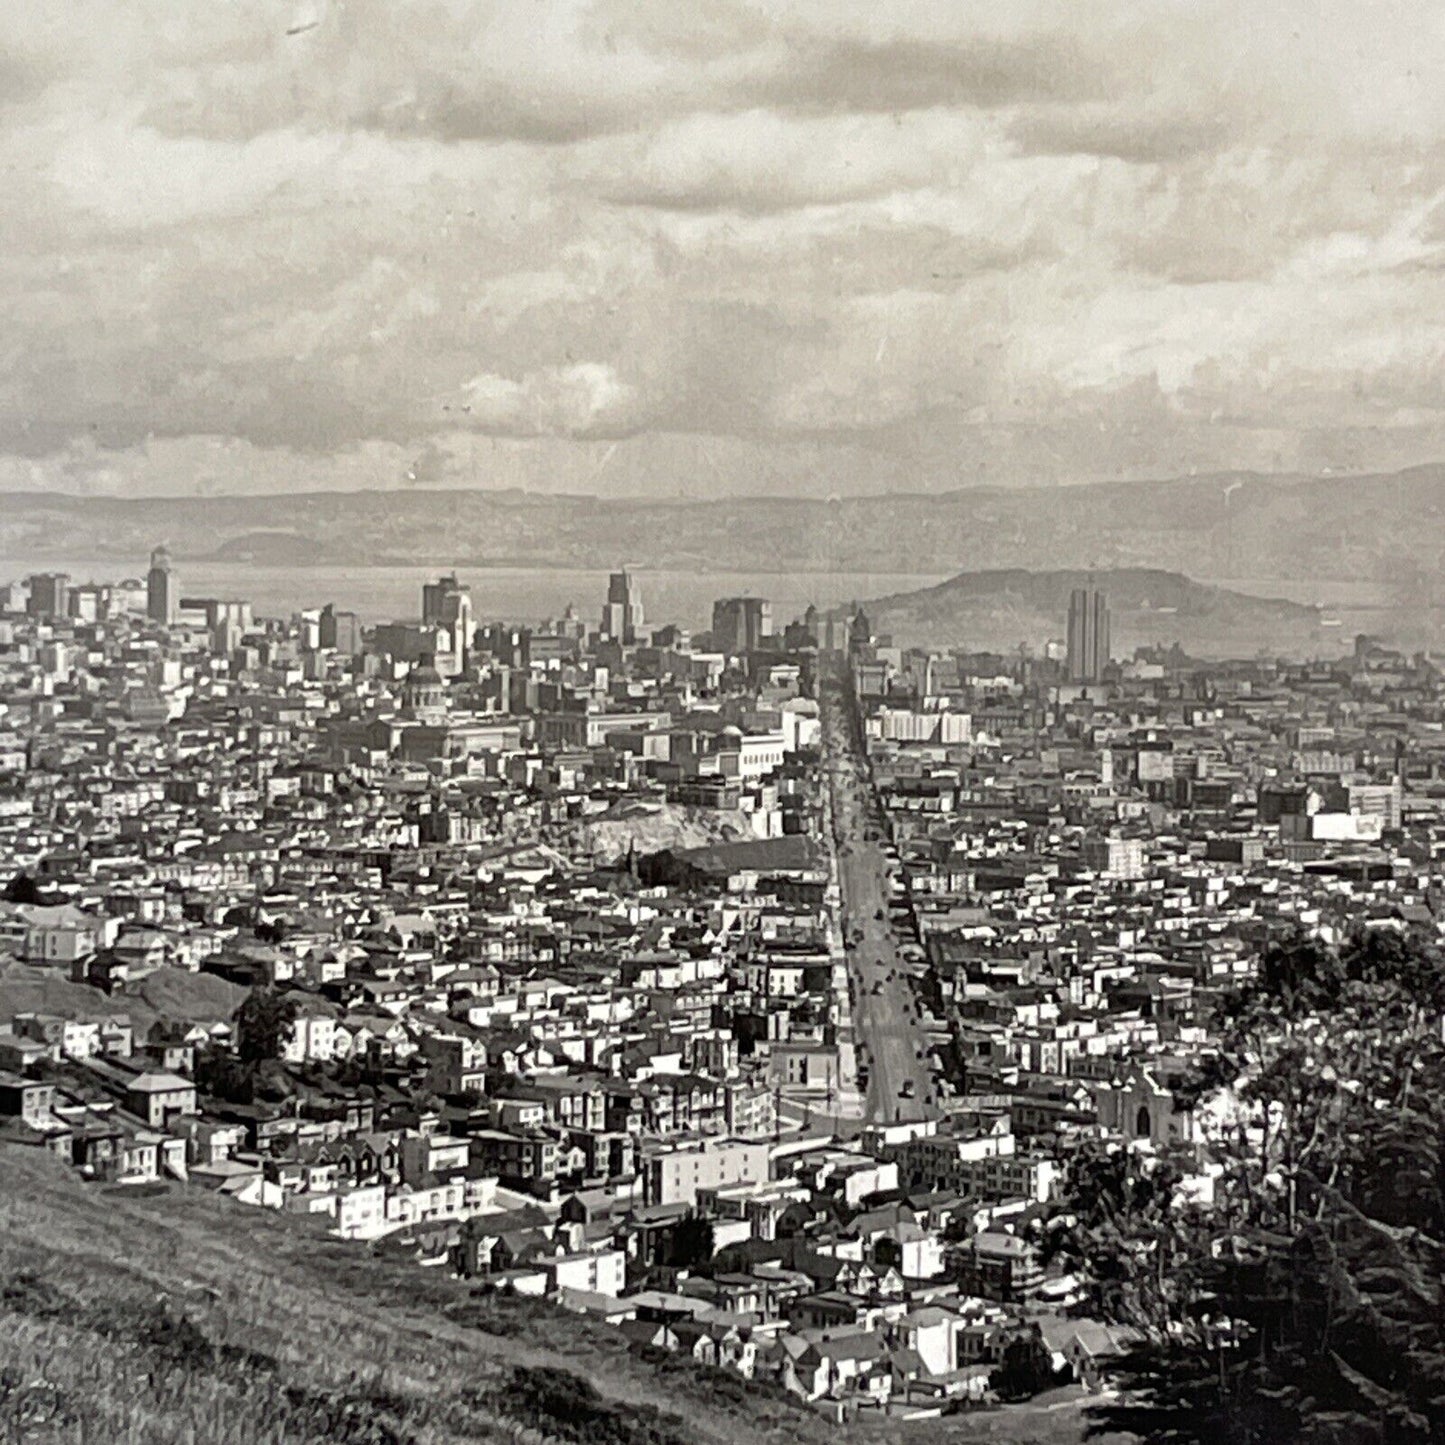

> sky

[{"left": 5, "top": 0, "right": 1445, "bottom": 499}]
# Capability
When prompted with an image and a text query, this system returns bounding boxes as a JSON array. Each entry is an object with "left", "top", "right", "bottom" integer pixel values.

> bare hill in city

[
  {"left": 862, "top": 567, "right": 1325, "bottom": 658},
  {"left": 571, "top": 800, "right": 753, "bottom": 864}
]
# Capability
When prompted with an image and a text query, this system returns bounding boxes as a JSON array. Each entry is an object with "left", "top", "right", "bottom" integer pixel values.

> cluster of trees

[
  {"left": 990, "top": 1325, "right": 1057, "bottom": 1402},
  {"left": 1047, "top": 928, "right": 1445, "bottom": 1444},
  {"left": 194, "top": 987, "right": 300, "bottom": 1105}
]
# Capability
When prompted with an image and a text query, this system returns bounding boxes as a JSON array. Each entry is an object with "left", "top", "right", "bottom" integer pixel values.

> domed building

[{"left": 401, "top": 655, "right": 447, "bottom": 723}]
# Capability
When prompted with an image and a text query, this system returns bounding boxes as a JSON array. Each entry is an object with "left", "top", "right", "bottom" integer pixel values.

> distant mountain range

[
  {"left": 2, "top": 465, "right": 1441, "bottom": 604},
  {"left": 862, "top": 567, "right": 1327, "bottom": 658}
]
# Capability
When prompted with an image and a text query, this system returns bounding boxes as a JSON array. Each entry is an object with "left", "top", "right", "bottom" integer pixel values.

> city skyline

[
  {"left": 5, "top": 3, "right": 1445, "bottom": 501},
  {"left": 1, "top": 507, "right": 1433, "bottom": 1435}
]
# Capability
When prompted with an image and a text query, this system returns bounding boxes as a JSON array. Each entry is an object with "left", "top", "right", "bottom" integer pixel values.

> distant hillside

[
  {"left": 2, "top": 467, "right": 1444, "bottom": 605},
  {"left": 211, "top": 529, "right": 338, "bottom": 565},
  {"left": 0, "top": 1149, "right": 1100, "bottom": 1445},
  {"left": 863, "top": 568, "right": 1325, "bottom": 658}
]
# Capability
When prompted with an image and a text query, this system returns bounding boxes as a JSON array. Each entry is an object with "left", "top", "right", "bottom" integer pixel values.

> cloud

[
  {"left": 131, "top": 0, "right": 743, "bottom": 147},
  {"left": 50, "top": 122, "right": 350, "bottom": 227},
  {"left": 4, "top": 0, "right": 1445, "bottom": 493},
  {"left": 591, "top": 108, "right": 984, "bottom": 214},
  {"left": 1008, "top": 103, "right": 1232, "bottom": 165},
  {"left": 742, "top": 28, "right": 1110, "bottom": 116},
  {"left": 124, "top": 4, "right": 1118, "bottom": 149},
  {"left": 460, "top": 363, "right": 644, "bottom": 438}
]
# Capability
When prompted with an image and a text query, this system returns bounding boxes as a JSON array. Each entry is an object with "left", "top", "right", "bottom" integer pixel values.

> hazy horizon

[{"left": 0, "top": 460, "right": 1436, "bottom": 507}]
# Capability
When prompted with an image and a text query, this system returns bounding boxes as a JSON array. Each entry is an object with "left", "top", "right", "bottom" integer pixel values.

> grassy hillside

[
  {"left": 0, "top": 962, "right": 245, "bottom": 1038},
  {"left": 0, "top": 1147, "right": 1104, "bottom": 1445},
  {"left": 0, "top": 1147, "right": 798, "bottom": 1445}
]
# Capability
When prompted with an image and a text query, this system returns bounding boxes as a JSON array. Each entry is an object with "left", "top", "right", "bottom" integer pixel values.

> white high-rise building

[{"left": 601, "top": 569, "right": 644, "bottom": 644}]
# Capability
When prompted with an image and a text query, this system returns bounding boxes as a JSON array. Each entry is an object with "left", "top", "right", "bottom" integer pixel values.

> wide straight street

[{"left": 818, "top": 657, "right": 933, "bottom": 1124}]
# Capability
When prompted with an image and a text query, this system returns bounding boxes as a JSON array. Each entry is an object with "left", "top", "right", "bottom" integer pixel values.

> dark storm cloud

[
  {"left": 1008, "top": 105, "right": 1233, "bottom": 165},
  {"left": 744, "top": 29, "right": 1110, "bottom": 115}
]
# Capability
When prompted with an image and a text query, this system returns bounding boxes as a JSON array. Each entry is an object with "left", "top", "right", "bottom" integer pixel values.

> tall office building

[
  {"left": 146, "top": 546, "right": 177, "bottom": 624},
  {"left": 180, "top": 597, "right": 253, "bottom": 632},
  {"left": 26, "top": 573, "right": 70, "bottom": 619},
  {"left": 711, "top": 596, "right": 772, "bottom": 654},
  {"left": 68, "top": 583, "right": 111, "bottom": 624},
  {"left": 319, "top": 603, "right": 365, "bottom": 656},
  {"left": 1066, "top": 587, "right": 1110, "bottom": 683},
  {"left": 421, "top": 573, "right": 473, "bottom": 669},
  {"left": 601, "top": 569, "right": 644, "bottom": 644}
]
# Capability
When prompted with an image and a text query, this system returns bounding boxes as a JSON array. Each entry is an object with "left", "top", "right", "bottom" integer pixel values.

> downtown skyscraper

[
  {"left": 146, "top": 546, "right": 177, "bottom": 625},
  {"left": 1066, "top": 587, "right": 1110, "bottom": 683},
  {"left": 422, "top": 573, "right": 473, "bottom": 670},
  {"left": 601, "top": 569, "right": 645, "bottom": 644}
]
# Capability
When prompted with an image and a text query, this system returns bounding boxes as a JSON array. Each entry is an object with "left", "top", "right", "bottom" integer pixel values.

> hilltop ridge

[
  {"left": 0, "top": 1146, "right": 815, "bottom": 1444},
  {"left": 0, "top": 1148, "right": 1094, "bottom": 1445},
  {"left": 2, "top": 467, "right": 1444, "bottom": 598},
  {"left": 862, "top": 567, "right": 1324, "bottom": 658}
]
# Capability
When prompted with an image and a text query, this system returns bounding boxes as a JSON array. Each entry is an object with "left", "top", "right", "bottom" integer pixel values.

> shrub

[
  {"left": 493, "top": 1365, "right": 692, "bottom": 1445},
  {"left": 0, "top": 1271, "right": 69, "bottom": 1320},
  {"left": 0, "top": 1368, "right": 70, "bottom": 1435}
]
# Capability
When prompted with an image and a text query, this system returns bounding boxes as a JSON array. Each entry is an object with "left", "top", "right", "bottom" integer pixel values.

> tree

[
  {"left": 1041, "top": 1139, "right": 1201, "bottom": 1335},
  {"left": 3, "top": 873, "right": 42, "bottom": 904},
  {"left": 941, "top": 1210, "right": 975, "bottom": 1246},
  {"left": 667, "top": 1216, "right": 716, "bottom": 1270},
  {"left": 193, "top": 1046, "right": 256, "bottom": 1105},
  {"left": 991, "top": 1326, "right": 1056, "bottom": 1402},
  {"left": 235, "top": 987, "right": 299, "bottom": 1064},
  {"left": 1052, "top": 928, "right": 1445, "bottom": 1445}
]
